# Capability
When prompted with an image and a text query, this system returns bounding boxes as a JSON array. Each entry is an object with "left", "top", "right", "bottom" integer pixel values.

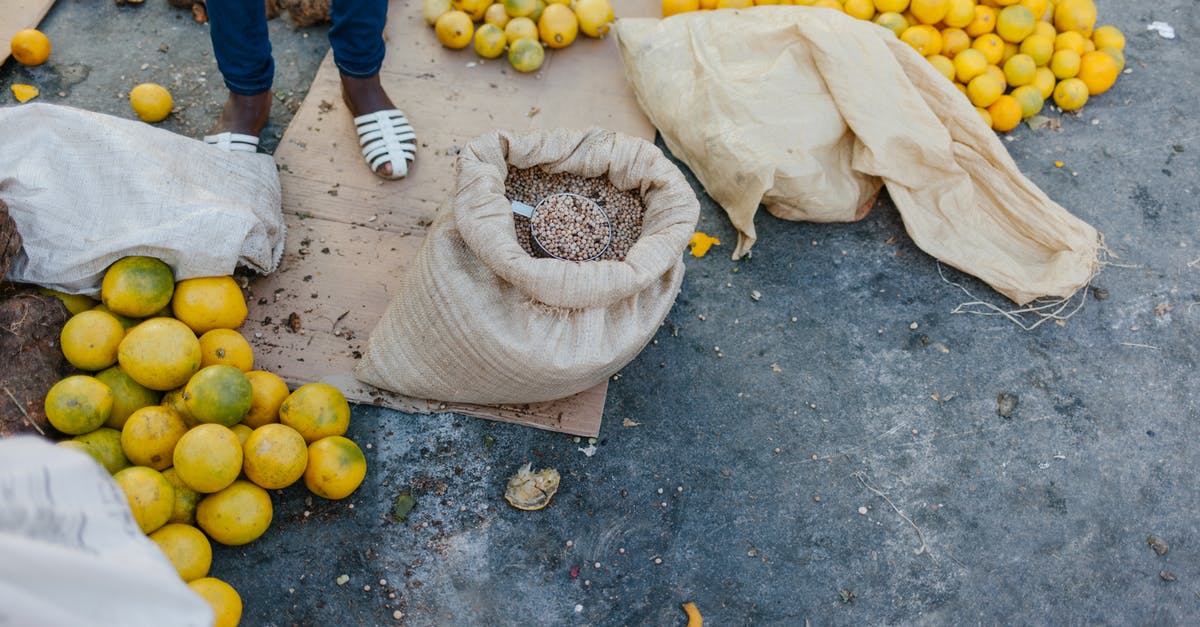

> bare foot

[
  {"left": 210, "top": 91, "right": 272, "bottom": 139},
  {"left": 341, "top": 74, "right": 400, "bottom": 178}
]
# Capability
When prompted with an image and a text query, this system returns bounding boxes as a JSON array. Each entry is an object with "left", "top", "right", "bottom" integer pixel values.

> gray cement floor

[{"left": 3, "top": 1, "right": 1198, "bottom": 625}]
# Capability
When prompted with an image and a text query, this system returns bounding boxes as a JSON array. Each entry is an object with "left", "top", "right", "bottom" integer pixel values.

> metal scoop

[{"left": 511, "top": 192, "right": 613, "bottom": 261}]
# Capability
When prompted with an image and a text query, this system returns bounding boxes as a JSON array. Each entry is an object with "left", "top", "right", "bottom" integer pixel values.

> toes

[{"left": 377, "top": 162, "right": 393, "bottom": 177}]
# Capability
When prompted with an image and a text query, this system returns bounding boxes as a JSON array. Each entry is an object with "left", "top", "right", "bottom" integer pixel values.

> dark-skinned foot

[
  {"left": 204, "top": 91, "right": 272, "bottom": 153},
  {"left": 341, "top": 73, "right": 415, "bottom": 179}
]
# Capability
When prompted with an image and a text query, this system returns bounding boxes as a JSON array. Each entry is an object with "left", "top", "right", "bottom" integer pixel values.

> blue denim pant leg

[
  {"left": 329, "top": 0, "right": 388, "bottom": 78},
  {"left": 207, "top": 0, "right": 274, "bottom": 95}
]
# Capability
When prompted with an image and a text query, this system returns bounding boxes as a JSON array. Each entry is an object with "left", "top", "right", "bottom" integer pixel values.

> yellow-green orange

[
  {"left": 72, "top": 427, "right": 130, "bottom": 474},
  {"left": 1010, "top": 84, "right": 1045, "bottom": 118},
  {"left": 37, "top": 288, "right": 96, "bottom": 315},
  {"left": 60, "top": 310, "right": 125, "bottom": 371},
  {"left": 173, "top": 424, "right": 243, "bottom": 493},
  {"left": 170, "top": 276, "right": 248, "bottom": 334},
  {"left": 304, "top": 436, "right": 367, "bottom": 500},
  {"left": 163, "top": 467, "right": 203, "bottom": 525},
  {"left": 183, "top": 365, "right": 253, "bottom": 427},
  {"left": 241, "top": 370, "right": 289, "bottom": 429},
  {"left": 995, "top": 5, "right": 1035, "bottom": 43},
  {"left": 150, "top": 523, "right": 212, "bottom": 582},
  {"left": 474, "top": 23, "right": 507, "bottom": 58},
  {"left": 113, "top": 466, "right": 175, "bottom": 534},
  {"left": 279, "top": 382, "right": 351, "bottom": 443},
  {"left": 243, "top": 424, "right": 309, "bottom": 490},
  {"left": 188, "top": 578, "right": 242, "bottom": 627},
  {"left": 507, "top": 37, "right": 544, "bottom": 73},
  {"left": 1092, "top": 25, "right": 1124, "bottom": 51},
  {"left": 120, "top": 405, "right": 188, "bottom": 470},
  {"left": 1053, "top": 76, "right": 1089, "bottom": 110},
  {"left": 96, "top": 365, "right": 162, "bottom": 430},
  {"left": 196, "top": 480, "right": 273, "bottom": 546},
  {"left": 45, "top": 375, "right": 113, "bottom": 435},
  {"left": 101, "top": 256, "right": 175, "bottom": 318},
  {"left": 118, "top": 318, "right": 201, "bottom": 391}
]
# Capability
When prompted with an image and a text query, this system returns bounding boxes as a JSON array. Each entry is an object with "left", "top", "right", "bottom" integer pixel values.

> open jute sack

[
  {"left": 355, "top": 128, "right": 700, "bottom": 404},
  {"left": 617, "top": 7, "right": 1100, "bottom": 306},
  {"left": 0, "top": 103, "right": 285, "bottom": 295}
]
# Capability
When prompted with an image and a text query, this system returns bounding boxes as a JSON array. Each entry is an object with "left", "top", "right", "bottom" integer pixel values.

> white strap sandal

[
  {"left": 203, "top": 132, "right": 260, "bottom": 153},
  {"left": 354, "top": 109, "right": 416, "bottom": 180}
]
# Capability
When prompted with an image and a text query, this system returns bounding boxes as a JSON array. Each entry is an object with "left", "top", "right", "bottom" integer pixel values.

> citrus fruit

[
  {"left": 1032, "top": 66, "right": 1057, "bottom": 98},
  {"left": 163, "top": 388, "right": 200, "bottom": 428},
  {"left": 173, "top": 423, "right": 243, "bottom": 493},
  {"left": 150, "top": 523, "right": 212, "bottom": 582},
  {"left": 196, "top": 480, "right": 273, "bottom": 545},
  {"left": 995, "top": 5, "right": 1035, "bottom": 42},
  {"left": 1032, "top": 21, "right": 1056, "bottom": 40},
  {"left": 231, "top": 423, "right": 253, "bottom": 446},
  {"left": 278, "top": 382, "right": 351, "bottom": 443},
  {"left": 36, "top": 288, "right": 96, "bottom": 315},
  {"left": 113, "top": 465, "right": 175, "bottom": 534},
  {"left": 1054, "top": 0, "right": 1096, "bottom": 36},
  {"left": 121, "top": 405, "right": 189, "bottom": 470},
  {"left": 45, "top": 375, "right": 114, "bottom": 435},
  {"left": 170, "top": 276, "right": 248, "bottom": 334},
  {"left": 575, "top": 0, "right": 614, "bottom": 38},
  {"left": 1054, "top": 30, "right": 1086, "bottom": 55},
  {"left": 1019, "top": 34, "right": 1054, "bottom": 66},
  {"left": 10, "top": 29, "right": 50, "bottom": 66},
  {"left": 58, "top": 439, "right": 100, "bottom": 463},
  {"left": 118, "top": 317, "right": 202, "bottom": 391},
  {"left": 197, "top": 328, "right": 254, "bottom": 371},
  {"left": 530, "top": 0, "right": 547, "bottom": 22},
  {"left": 538, "top": 3, "right": 578, "bottom": 48},
  {"left": 873, "top": 0, "right": 909, "bottom": 12},
  {"left": 1092, "top": 25, "right": 1124, "bottom": 52},
  {"left": 129, "top": 84, "right": 174, "bottom": 123},
  {"left": 965, "top": 5, "right": 996, "bottom": 37},
  {"left": 163, "top": 467, "right": 203, "bottom": 525},
  {"left": 843, "top": 0, "right": 875, "bottom": 19},
  {"left": 900, "top": 25, "right": 942, "bottom": 56},
  {"left": 241, "top": 370, "right": 289, "bottom": 429},
  {"left": 972, "top": 33, "right": 1005, "bottom": 65},
  {"left": 188, "top": 578, "right": 243, "bottom": 627},
  {"left": 1000, "top": 42, "right": 1019, "bottom": 65},
  {"left": 1052, "top": 77, "right": 1088, "bottom": 111},
  {"left": 101, "top": 256, "right": 175, "bottom": 317},
  {"left": 423, "top": 0, "right": 453, "bottom": 24},
  {"left": 1099, "top": 46, "right": 1125, "bottom": 72},
  {"left": 473, "top": 24, "right": 507, "bottom": 59},
  {"left": 243, "top": 423, "right": 309, "bottom": 490},
  {"left": 953, "top": 48, "right": 988, "bottom": 83},
  {"left": 183, "top": 365, "right": 253, "bottom": 427},
  {"left": 60, "top": 310, "right": 125, "bottom": 371},
  {"left": 92, "top": 303, "right": 141, "bottom": 330},
  {"left": 987, "top": 94, "right": 1022, "bottom": 132},
  {"left": 909, "top": 0, "right": 948, "bottom": 25},
  {"left": 1010, "top": 84, "right": 1045, "bottom": 119},
  {"left": 941, "top": 0, "right": 974, "bottom": 28},
  {"left": 503, "top": 0, "right": 537, "bottom": 17},
  {"left": 662, "top": 0, "right": 699, "bottom": 16},
  {"left": 1020, "top": 0, "right": 1048, "bottom": 20},
  {"left": 983, "top": 64, "right": 1007, "bottom": 91},
  {"left": 966, "top": 72, "right": 1004, "bottom": 108},
  {"left": 1050, "top": 49, "right": 1080, "bottom": 79},
  {"left": 507, "top": 37, "right": 544, "bottom": 73},
  {"left": 484, "top": 3, "right": 510, "bottom": 28},
  {"left": 72, "top": 427, "right": 131, "bottom": 474},
  {"left": 975, "top": 106, "right": 992, "bottom": 128},
  {"left": 874, "top": 12, "right": 909, "bottom": 37},
  {"left": 304, "top": 436, "right": 368, "bottom": 500},
  {"left": 504, "top": 17, "right": 538, "bottom": 44},
  {"left": 454, "top": 0, "right": 490, "bottom": 20},
  {"left": 927, "top": 54, "right": 955, "bottom": 81},
  {"left": 1003, "top": 53, "right": 1037, "bottom": 86},
  {"left": 939, "top": 27, "right": 970, "bottom": 57},
  {"left": 1077, "top": 50, "right": 1119, "bottom": 95}
]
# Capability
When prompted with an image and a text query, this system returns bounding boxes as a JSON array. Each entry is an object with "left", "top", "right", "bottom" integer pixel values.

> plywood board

[
  {"left": 247, "top": 0, "right": 659, "bottom": 437},
  {"left": 0, "top": 0, "right": 56, "bottom": 67}
]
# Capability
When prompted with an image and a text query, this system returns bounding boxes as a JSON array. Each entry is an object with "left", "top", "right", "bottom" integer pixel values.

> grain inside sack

[{"left": 355, "top": 128, "right": 700, "bottom": 404}]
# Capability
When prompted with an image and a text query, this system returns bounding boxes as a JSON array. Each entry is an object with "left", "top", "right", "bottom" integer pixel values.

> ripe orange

[
  {"left": 120, "top": 405, "right": 189, "bottom": 470},
  {"left": 45, "top": 375, "right": 114, "bottom": 435},
  {"left": 60, "top": 310, "right": 125, "bottom": 371},
  {"left": 304, "top": 436, "right": 368, "bottom": 500},
  {"left": 96, "top": 365, "right": 163, "bottom": 430},
  {"left": 243, "top": 423, "right": 309, "bottom": 490},
  {"left": 1077, "top": 50, "right": 1119, "bottom": 95},
  {"left": 183, "top": 365, "right": 253, "bottom": 426},
  {"left": 188, "top": 578, "right": 243, "bottom": 627},
  {"left": 1052, "top": 76, "right": 1089, "bottom": 111},
  {"left": 118, "top": 318, "right": 202, "bottom": 391},
  {"left": 197, "top": 328, "right": 254, "bottom": 371},
  {"left": 101, "top": 256, "right": 175, "bottom": 318},
  {"left": 900, "top": 25, "right": 942, "bottom": 56},
  {"left": 173, "top": 423, "right": 244, "bottom": 493},
  {"left": 987, "top": 94, "right": 1023, "bottom": 132},
  {"left": 150, "top": 523, "right": 212, "bottom": 582},
  {"left": 196, "top": 480, "right": 274, "bottom": 545},
  {"left": 661, "top": 0, "right": 699, "bottom": 16},
  {"left": 113, "top": 465, "right": 175, "bottom": 534},
  {"left": 171, "top": 276, "right": 248, "bottom": 334},
  {"left": 241, "top": 370, "right": 290, "bottom": 428},
  {"left": 72, "top": 427, "right": 131, "bottom": 474},
  {"left": 10, "top": 29, "right": 50, "bottom": 66},
  {"left": 279, "top": 382, "right": 351, "bottom": 443}
]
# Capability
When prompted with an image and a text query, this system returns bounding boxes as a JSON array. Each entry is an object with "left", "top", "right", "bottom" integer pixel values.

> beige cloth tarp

[{"left": 616, "top": 7, "right": 1100, "bottom": 305}]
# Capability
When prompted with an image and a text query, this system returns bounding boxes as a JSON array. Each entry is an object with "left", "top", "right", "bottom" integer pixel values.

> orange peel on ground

[
  {"left": 688, "top": 232, "right": 720, "bottom": 258},
  {"left": 682, "top": 601, "right": 702, "bottom": 626},
  {"left": 11, "top": 84, "right": 39, "bottom": 103}
]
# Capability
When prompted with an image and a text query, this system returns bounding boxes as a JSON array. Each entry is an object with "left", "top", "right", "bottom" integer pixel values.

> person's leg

[
  {"left": 330, "top": 0, "right": 414, "bottom": 178},
  {"left": 206, "top": 0, "right": 274, "bottom": 141}
]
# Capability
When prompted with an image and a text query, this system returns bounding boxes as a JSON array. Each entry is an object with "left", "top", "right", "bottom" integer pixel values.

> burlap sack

[
  {"left": 355, "top": 128, "right": 699, "bottom": 404},
  {"left": 617, "top": 8, "right": 1100, "bottom": 305},
  {"left": 0, "top": 103, "right": 284, "bottom": 295}
]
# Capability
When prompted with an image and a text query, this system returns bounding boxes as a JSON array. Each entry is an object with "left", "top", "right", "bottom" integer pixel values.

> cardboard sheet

[{"left": 246, "top": 0, "right": 658, "bottom": 436}]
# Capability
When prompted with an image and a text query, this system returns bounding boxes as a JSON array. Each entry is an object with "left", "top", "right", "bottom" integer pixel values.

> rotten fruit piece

[{"left": 503, "top": 462, "right": 560, "bottom": 511}]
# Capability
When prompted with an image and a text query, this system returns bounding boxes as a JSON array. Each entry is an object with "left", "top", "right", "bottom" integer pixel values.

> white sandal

[
  {"left": 353, "top": 109, "right": 416, "bottom": 180},
  {"left": 203, "top": 132, "right": 260, "bottom": 153}
]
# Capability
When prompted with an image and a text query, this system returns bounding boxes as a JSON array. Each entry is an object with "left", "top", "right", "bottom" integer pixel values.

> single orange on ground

[
  {"left": 188, "top": 578, "right": 243, "bottom": 627},
  {"left": 10, "top": 29, "right": 50, "bottom": 66},
  {"left": 304, "top": 435, "right": 367, "bottom": 500},
  {"left": 150, "top": 523, "right": 212, "bottom": 582}
]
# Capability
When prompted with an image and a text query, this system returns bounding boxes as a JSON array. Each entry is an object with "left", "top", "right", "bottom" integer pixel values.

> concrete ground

[{"left": 3, "top": 1, "right": 1198, "bottom": 625}]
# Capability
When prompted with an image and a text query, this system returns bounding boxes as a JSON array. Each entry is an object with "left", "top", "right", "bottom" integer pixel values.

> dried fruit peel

[
  {"left": 11, "top": 84, "right": 39, "bottom": 103},
  {"left": 503, "top": 462, "right": 560, "bottom": 511},
  {"left": 682, "top": 601, "right": 702, "bottom": 626},
  {"left": 688, "top": 232, "right": 720, "bottom": 258}
]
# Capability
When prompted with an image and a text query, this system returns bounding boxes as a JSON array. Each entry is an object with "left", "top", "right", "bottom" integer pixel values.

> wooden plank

[
  {"left": 248, "top": 0, "right": 659, "bottom": 437},
  {"left": 0, "top": 0, "right": 56, "bottom": 67}
]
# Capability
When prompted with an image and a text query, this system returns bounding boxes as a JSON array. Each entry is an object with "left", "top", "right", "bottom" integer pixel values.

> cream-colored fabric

[
  {"left": 617, "top": 8, "right": 1099, "bottom": 305},
  {"left": 355, "top": 128, "right": 700, "bottom": 404},
  {"left": 0, "top": 103, "right": 284, "bottom": 295}
]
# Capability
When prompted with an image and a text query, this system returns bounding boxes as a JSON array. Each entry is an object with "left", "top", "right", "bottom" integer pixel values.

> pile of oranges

[
  {"left": 424, "top": 0, "right": 615, "bottom": 73},
  {"left": 661, "top": 0, "right": 1125, "bottom": 133},
  {"left": 43, "top": 256, "right": 368, "bottom": 627}
]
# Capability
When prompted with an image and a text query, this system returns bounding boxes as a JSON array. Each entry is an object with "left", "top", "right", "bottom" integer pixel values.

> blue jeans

[{"left": 207, "top": 0, "right": 387, "bottom": 95}]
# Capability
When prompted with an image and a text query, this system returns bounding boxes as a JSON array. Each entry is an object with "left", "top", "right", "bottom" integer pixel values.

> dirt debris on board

[{"left": 997, "top": 392, "right": 1019, "bottom": 418}]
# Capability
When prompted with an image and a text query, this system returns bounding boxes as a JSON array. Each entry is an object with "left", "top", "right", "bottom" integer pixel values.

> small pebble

[
  {"left": 813, "top": 495, "right": 821, "bottom": 502},
  {"left": 380, "top": 579, "right": 388, "bottom": 586},
  {"left": 388, "top": 593, "right": 396, "bottom": 599},
  {"left": 363, "top": 585, "right": 371, "bottom": 592},
  {"left": 594, "top": 562, "right": 601, "bottom": 569},
  {"left": 858, "top": 506, "right": 868, "bottom": 515},
  {"left": 566, "top": 540, "right": 574, "bottom": 548},
  {"left": 657, "top": 488, "right": 664, "bottom": 494},
  {"left": 654, "top": 558, "right": 663, "bottom": 564},
  {"left": 909, "top": 322, "right": 919, "bottom": 330},
  {"left": 393, "top": 610, "right": 403, "bottom": 619},
  {"left": 336, "top": 575, "right": 350, "bottom": 585},
  {"left": 619, "top": 548, "right": 626, "bottom": 554},
  {"left": 575, "top": 604, "right": 584, "bottom": 613}
]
